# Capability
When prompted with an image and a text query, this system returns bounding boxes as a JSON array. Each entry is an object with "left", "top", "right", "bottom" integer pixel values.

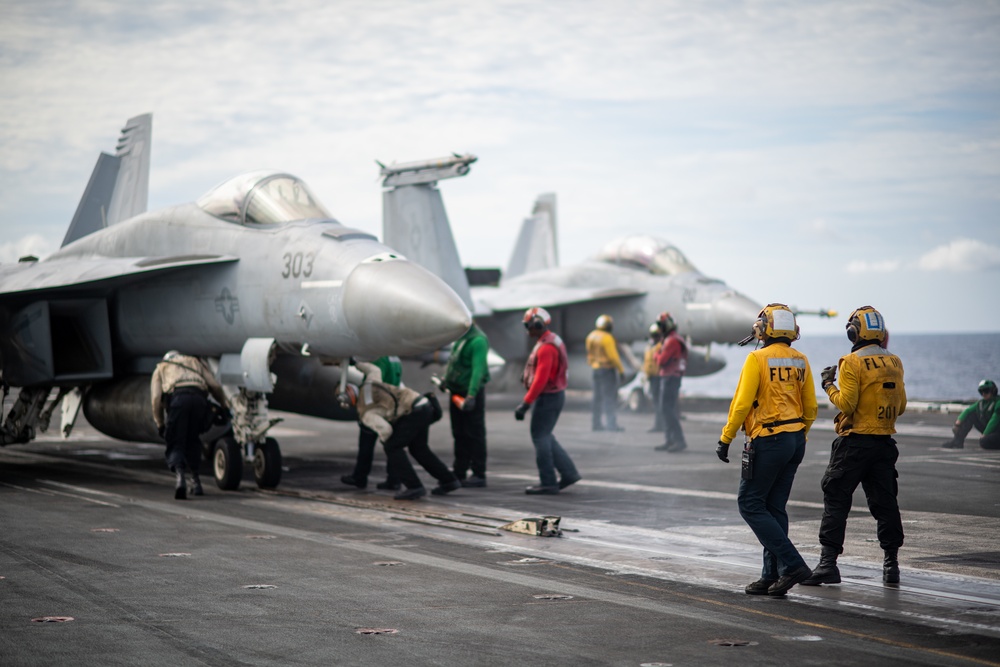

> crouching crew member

[
  {"left": 803, "top": 306, "right": 907, "bottom": 586},
  {"left": 941, "top": 379, "right": 999, "bottom": 450},
  {"left": 716, "top": 304, "right": 817, "bottom": 596},
  {"left": 346, "top": 361, "right": 460, "bottom": 501},
  {"left": 515, "top": 307, "right": 581, "bottom": 495},
  {"left": 151, "top": 351, "right": 229, "bottom": 500},
  {"left": 341, "top": 355, "right": 403, "bottom": 491}
]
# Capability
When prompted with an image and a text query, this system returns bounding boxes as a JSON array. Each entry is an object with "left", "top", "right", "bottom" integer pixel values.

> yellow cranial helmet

[
  {"left": 846, "top": 306, "right": 886, "bottom": 344},
  {"left": 596, "top": 314, "right": 613, "bottom": 331},
  {"left": 752, "top": 303, "right": 799, "bottom": 341}
]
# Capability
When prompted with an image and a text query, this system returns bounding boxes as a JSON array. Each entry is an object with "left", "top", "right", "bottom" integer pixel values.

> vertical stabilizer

[
  {"left": 505, "top": 193, "right": 558, "bottom": 279},
  {"left": 61, "top": 153, "right": 121, "bottom": 247},
  {"left": 380, "top": 155, "right": 477, "bottom": 310},
  {"left": 105, "top": 113, "right": 152, "bottom": 226}
]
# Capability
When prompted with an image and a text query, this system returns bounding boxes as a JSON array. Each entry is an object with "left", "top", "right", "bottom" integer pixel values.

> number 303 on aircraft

[{"left": 281, "top": 252, "right": 315, "bottom": 278}]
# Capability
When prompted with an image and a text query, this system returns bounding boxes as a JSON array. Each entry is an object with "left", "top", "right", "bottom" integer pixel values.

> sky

[{"left": 1, "top": 0, "right": 998, "bottom": 335}]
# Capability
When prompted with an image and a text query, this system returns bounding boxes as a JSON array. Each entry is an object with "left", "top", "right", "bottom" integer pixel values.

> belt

[
  {"left": 761, "top": 417, "right": 804, "bottom": 430},
  {"left": 171, "top": 385, "right": 206, "bottom": 395}
]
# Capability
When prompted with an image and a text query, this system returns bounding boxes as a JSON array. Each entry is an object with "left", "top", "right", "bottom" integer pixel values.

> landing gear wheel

[
  {"left": 213, "top": 435, "right": 243, "bottom": 490},
  {"left": 627, "top": 387, "right": 646, "bottom": 413},
  {"left": 253, "top": 437, "right": 282, "bottom": 489}
]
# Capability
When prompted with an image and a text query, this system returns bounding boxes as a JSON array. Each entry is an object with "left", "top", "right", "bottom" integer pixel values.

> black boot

[
  {"left": 174, "top": 468, "right": 187, "bottom": 500},
  {"left": 883, "top": 549, "right": 900, "bottom": 584},
  {"left": 801, "top": 548, "right": 841, "bottom": 586},
  {"left": 189, "top": 472, "right": 204, "bottom": 496}
]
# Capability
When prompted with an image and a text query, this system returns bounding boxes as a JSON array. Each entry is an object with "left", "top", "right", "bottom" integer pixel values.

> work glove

[
  {"left": 716, "top": 440, "right": 730, "bottom": 463},
  {"left": 157, "top": 424, "right": 166, "bottom": 439},
  {"left": 514, "top": 402, "right": 530, "bottom": 421},
  {"left": 820, "top": 365, "right": 837, "bottom": 389},
  {"left": 430, "top": 375, "right": 446, "bottom": 392},
  {"left": 461, "top": 395, "right": 476, "bottom": 412}
]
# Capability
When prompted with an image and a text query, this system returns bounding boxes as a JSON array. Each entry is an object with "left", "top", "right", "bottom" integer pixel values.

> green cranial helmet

[{"left": 979, "top": 379, "right": 997, "bottom": 395}]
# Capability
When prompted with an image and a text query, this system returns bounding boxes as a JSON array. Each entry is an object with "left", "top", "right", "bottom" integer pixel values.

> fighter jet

[
  {"left": 380, "top": 157, "right": 759, "bottom": 391},
  {"left": 0, "top": 114, "right": 471, "bottom": 489}
]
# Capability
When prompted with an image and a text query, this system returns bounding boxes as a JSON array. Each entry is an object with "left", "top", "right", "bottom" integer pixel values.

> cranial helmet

[
  {"left": 846, "top": 306, "right": 887, "bottom": 344},
  {"left": 163, "top": 350, "right": 180, "bottom": 361},
  {"left": 979, "top": 379, "right": 997, "bottom": 395},
  {"left": 596, "top": 314, "right": 613, "bottom": 332},
  {"left": 657, "top": 311, "right": 676, "bottom": 334},
  {"left": 337, "top": 384, "right": 359, "bottom": 409},
  {"left": 752, "top": 303, "right": 799, "bottom": 341},
  {"left": 648, "top": 323, "right": 662, "bottom": 339},
  {"left": 523, "top": 306, "right": 552, "bottom": 332}
]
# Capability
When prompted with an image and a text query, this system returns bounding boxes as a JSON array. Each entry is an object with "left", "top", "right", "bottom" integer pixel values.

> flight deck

[{"left": 2, "top": 396, "right": 998, "bottom": 666}]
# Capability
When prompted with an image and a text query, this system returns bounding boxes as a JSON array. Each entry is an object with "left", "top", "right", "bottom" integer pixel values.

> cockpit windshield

[
  {"left": 196, "top": 170, "right": 331, "bottom": 225},
  {"left": 593, "top": 236, "right": 697, "bottom": 276}
]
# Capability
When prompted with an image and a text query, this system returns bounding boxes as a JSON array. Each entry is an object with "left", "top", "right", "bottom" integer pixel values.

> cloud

[
  {"left": 0, "top": 234, "right": 54, "bottom": 263},
  {"left": 845, "top": 259, "right": 902, "bottom": 274},
  {"left": 918, "top": 238, "right": 1000, "bottom": 271}
]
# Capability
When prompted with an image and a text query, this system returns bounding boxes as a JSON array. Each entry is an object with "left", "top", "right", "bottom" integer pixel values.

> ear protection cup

[
  {"left": 846, "top": 318, "right": 860, "bottom": 343},
  {"left": 523, "top": 306, "right": 551, "bottom": 332}
]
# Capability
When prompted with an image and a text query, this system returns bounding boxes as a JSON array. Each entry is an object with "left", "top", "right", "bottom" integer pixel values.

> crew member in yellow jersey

[
  {"left": 716, "top": 304, "right": 818, "bottom": 597},
  {"left": 802, "top": 306, "right": 907, "bottom": 587},
  {"left": 585, "top": 314, "right": 625, "bottom": 432}
]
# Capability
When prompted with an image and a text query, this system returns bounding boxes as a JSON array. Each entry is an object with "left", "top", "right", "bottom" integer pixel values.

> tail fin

[
  {"left": 505, "top": 193, "right": 558, "bottom": 279},
  {"left": 62, "top": 113, "right": 151, "bottom": 247},
  {"left": 380, "top": 155, "right": 475, "bottom": 310}
]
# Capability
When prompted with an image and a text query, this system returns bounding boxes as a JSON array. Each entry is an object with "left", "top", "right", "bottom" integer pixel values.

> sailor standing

[
  {"left": 716, "top": 304, "right": 817, "bottom": 596},
  {"left": 802, "top": 306, "right": 907, "bottom": 587}
]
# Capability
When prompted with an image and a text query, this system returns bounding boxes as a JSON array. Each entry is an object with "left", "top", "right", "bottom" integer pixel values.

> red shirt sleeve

[{"left": 523, "top": 344, "right": 557, "bottom": 404}]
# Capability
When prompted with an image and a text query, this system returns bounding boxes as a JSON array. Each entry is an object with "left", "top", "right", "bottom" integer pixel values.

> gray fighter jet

[
  {"left": 380, "top": 157, "right": 759, "bottom": 391},
  {"left": 0, "top": 114, "right": 471, "bottom": 489}
]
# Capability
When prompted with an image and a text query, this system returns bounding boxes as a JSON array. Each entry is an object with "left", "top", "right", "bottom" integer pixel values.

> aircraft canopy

[
  {"left": 197, "top": 171, "right": 331, "bottom": 225},
  {"left": 594, "top": 236, "right": 697, "bottom": 276}
]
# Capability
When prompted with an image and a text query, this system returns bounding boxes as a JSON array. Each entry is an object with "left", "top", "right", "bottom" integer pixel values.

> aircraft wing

[
  {"left": 473, "top": 284, "right": 645, "bottom": 315},
  {"left": 0, "top": 254, "right": 237, "bottom": 299}
]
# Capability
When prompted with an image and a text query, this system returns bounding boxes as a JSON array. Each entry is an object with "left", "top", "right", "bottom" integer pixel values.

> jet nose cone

[
  {"left": 714, "top": 292, "right": 762, "bottom": 343},
  {"left": 343, "top": 259, "right": 472, "bottom": 356}
]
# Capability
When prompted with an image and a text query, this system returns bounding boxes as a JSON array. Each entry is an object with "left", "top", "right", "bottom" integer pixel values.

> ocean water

[{"left": 682, "top": 333, "right": 1000, "bottom": 402}]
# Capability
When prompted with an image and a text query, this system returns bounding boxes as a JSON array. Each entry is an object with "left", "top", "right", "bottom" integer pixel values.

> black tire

[
  {"left": 213, "top": 435, "right": 243, "bottom": 490},
  {"left": 253, "top": 437, "right": 282, "bottom": 489}
]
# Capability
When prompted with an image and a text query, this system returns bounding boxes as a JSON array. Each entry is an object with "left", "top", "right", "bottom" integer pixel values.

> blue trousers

[
  {"left": 737, "top": 430, "right": 808, "bottom": 580},
  {"left": 591, "top": 368, "right": 619, "bottom": 429},
  {"left": 530, "top": 391, "right": 579, "bottom": 488},
  {"left": 659, "top": 376, "right": 686, "bottom": 447}
]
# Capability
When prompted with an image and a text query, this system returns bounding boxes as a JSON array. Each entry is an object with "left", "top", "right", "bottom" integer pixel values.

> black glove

[
  {"left": 716, "top": 440, "right": 730, "bottom": 463},
  {"left": 461, "top": 395, "right": 476, "bottom": 412},
  {"left": 820, "top": 365, "right": 837, "bottom": 389},
  {"left": 514, "top": 402, "right": 530, "bottom": 421},
  {"left": 158, "top": 424, "right": 166, "bottom": 439}
]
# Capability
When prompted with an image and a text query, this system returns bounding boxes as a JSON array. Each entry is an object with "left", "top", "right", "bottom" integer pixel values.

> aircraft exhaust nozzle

[{"left": 342, "top": 260, "right": 472, "bottom": 356}]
